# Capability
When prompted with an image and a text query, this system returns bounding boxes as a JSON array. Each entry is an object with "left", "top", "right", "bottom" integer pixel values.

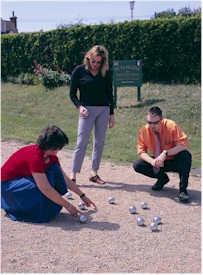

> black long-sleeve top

[{"left": 70, "top": 64, "right": 114, "bottom": 115}]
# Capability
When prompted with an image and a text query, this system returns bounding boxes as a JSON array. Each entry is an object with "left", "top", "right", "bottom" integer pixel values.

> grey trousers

[{"left": 72, "top": 106, "right": 110, "bottom": 173}]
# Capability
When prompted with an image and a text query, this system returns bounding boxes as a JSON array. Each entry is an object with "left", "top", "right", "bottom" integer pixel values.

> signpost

[{"left": 112, "top": 60, "right": 142, "bottom": 108}]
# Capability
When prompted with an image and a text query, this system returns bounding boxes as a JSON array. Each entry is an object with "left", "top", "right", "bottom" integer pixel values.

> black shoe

[
  {"left": 179, "top": 190, "right": 189, "bottom": 203},
  {"left": 151, "top": 174, "right": 169, "bottom": 191}
]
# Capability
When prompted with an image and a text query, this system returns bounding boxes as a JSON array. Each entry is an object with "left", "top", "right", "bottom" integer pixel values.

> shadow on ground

[
  {"left": 117, "top": 99, "right": 166, "bottom": 109},
  {"left": 80, "top": 181, "right": 201, "bottom": 207},
  {"left": 2, "top": 210, "right": 120, "bottom": 232}
]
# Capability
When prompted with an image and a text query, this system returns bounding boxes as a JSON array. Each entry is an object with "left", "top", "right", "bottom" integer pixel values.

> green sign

[
  {"left": 113, "top": 60, "right": 142, "bottom": 87},
  {"left": 112, "top": 60, "right": 143, "bottom": 107}
]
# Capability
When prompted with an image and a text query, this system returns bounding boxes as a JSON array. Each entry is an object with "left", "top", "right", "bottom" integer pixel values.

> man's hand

[{"left": 152, "top": 151, "right": 167, "bottom": 167}]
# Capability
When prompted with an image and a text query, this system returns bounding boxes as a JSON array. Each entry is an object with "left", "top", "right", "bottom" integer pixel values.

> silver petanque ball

[
  {"left": 153, "top": 216, "right": 161, "bottom": 224},
  {"left": 150, "top": 222, "right": 158, "bottom": 231},
  {"left": 79, "top": 214, "right": 87, "bottom": 223},
  {"left": 78, "top": 202, "right": 86, "bottom": 210},
  {"left": 136, "top": 217, "right": 145, "bottom": 226},
  {"left": 65, "top": 192, "right": 73, "bottom": 200},
  {"left": 108, "top": 197, "right": 115, "bottom": 204},
  {"left": 140, "top": 201, "right": 148, "bottom": 209},
  {"left": 129, "top": 206, "right": 137, "bottom": 214}
]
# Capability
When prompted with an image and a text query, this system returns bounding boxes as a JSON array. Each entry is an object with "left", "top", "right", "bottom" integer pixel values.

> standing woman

[{"left": 70, "top": 45, "right": 115, "bottom": 184}]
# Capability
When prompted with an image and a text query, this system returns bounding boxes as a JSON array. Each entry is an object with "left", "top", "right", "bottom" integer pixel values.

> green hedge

[{"left": 1, "top": 15, "right": 200, "bottom": 83}]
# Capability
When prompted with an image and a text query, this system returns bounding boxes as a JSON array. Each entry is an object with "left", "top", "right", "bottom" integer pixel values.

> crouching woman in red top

[{"left": 1, "top": 125, "right": 96, "bottom": 223}]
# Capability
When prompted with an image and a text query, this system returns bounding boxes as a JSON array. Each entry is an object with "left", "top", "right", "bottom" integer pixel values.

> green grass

[{"left": 1, "top": 82, "right": 201, "bottom": 168}]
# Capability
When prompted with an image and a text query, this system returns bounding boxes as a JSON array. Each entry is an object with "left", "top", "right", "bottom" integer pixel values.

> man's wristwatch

[{"left": 163, "top": 150, "right": 168, "bottom": 156}]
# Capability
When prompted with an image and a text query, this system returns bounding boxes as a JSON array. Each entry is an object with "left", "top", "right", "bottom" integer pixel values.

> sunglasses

[
  {"left": 147, "top": 120, "right": 161, "bottom": 125},
  {"left": 90, "top": 59, "right": 102, "bottom": 65}
]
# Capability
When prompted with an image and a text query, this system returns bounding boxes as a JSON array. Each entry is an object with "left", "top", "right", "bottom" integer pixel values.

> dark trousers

[{"left": 133, "top": 150, "right": 192, "bottom": 190}]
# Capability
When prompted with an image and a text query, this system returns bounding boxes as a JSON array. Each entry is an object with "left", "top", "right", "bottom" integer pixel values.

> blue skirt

[{"left": 1, "top": 163, "right": 67, "bottom": 223}]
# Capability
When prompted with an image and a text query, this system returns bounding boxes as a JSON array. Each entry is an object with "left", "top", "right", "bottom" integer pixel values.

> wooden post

[
  {"left": 137, "top": 87, "right": 141, "bottom": 101},
  {"left": 114, "top": 86, "right": 117, "bottom": 108}
]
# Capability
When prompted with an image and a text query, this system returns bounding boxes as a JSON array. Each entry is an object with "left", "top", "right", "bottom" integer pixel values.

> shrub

[
  {"left": 1, "top": 16, "right": 201, "bottom": 84},
  {"left": 16, "top": 73, "right": 37, "bottom": 85},
  {"left": 3, "top": 73, "right": 37, "bottom": 85},
  {"left": 33, "top": 60, "right": 71, "bottom": 90}
]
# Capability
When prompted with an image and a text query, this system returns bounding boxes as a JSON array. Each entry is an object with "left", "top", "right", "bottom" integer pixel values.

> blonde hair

[{"left": 83, "top": 45, "right": 109, "bottom": 77}]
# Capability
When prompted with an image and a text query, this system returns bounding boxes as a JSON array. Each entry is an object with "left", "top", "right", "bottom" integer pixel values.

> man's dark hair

[
  {"left": 148, "top": 106, "right": 163, "bottom": 118},
  {"left": 36, "top": 125, "right": 69, "bottom": 150}
]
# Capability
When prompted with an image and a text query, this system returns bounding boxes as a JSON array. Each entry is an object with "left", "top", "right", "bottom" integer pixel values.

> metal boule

[
  {"left": 65, "top": 192, "right": 73, "bottom": 200},
  {"left": 153, "top": 216, "right": 161, "bottom": 224},
  {"left": 79, "top": 214, "right": 87, "bottom": 223},
  {"left": 136, "top": 217, "right": 145, "bottom": 226},
  {"left": 150, "top": 222, "right": 158, "bottom": 231},
  {"left": 78, "top": 202, "right": 86, "bottom": 210},
  {"left": 108, "top": 197, "right": 115, "bottom": 204},
  {"left": 129, "top": 205, "right": 137, "bottom": 214},
  {"left": 140, "top": 201, "right": 148, "bottom": 209}
]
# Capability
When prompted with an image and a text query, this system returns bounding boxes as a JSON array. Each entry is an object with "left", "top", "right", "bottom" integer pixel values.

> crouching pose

[
  {"left": 133, "top": 107, "right": 192, "bottom": 203},
  {"left": 1, "top": 125, "right": 96, "bottom": 223}
]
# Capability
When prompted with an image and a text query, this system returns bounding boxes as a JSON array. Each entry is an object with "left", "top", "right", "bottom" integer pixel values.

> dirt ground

[{"left": 1, "top": 140, "right": 201, "bottom": 273}]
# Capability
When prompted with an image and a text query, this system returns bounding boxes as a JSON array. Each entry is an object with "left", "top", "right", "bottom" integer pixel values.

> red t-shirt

[{"left": 1, "top": 144, "right": 60, "bottom": 181}]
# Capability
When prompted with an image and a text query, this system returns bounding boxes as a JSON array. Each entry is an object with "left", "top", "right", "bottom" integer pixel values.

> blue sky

[{"left": 1, "top": 0, "right": 201, "bottom": 33}]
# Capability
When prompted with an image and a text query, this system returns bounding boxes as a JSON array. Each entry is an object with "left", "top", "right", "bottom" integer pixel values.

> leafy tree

[
  {"left": 192, "top": 7, "right": 202, "bottom": 15},
  {"left": 57, "top": 19, "right": 85, "bottom": 29},
  {"left": 178, "top": 6, "right": 201, "bottom": 17},
  {"left": 153, "top": 9, "right": 176, "bottom": 19},
  {"left": 153, "top": 6, "right": 201, "bottom": 19}
]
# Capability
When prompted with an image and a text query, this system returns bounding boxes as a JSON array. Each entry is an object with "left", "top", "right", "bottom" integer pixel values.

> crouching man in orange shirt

[{"left": 133, "top": 106, "right": 192, "bottom": 203}]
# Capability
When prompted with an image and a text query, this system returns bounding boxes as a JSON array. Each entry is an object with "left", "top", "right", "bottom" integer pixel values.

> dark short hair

[
  {"left": 36, "top": 125, "right": 69, "bottom": 150},
  {"left": 148, "top": 106, "right": 163, "bottom": 118}
]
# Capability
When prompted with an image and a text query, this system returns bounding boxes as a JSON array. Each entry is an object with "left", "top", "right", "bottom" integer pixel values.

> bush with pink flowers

[{"left": 33, "top": 60, "right": 70, "bottom": 90}]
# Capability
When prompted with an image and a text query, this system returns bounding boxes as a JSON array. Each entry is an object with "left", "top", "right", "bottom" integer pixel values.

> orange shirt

[{"left": 137, "top": 119, "right": 189, "bottom": 159}]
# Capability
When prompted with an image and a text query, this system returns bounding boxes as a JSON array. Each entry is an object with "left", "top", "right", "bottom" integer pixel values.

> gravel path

[{"left": 1, "top": 140, "right": 201, "bottom": 273}]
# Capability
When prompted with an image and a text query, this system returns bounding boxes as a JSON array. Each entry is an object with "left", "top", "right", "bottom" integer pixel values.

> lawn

[{"left": 1, "top": 82, "right": 201, "bottom": 168}]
